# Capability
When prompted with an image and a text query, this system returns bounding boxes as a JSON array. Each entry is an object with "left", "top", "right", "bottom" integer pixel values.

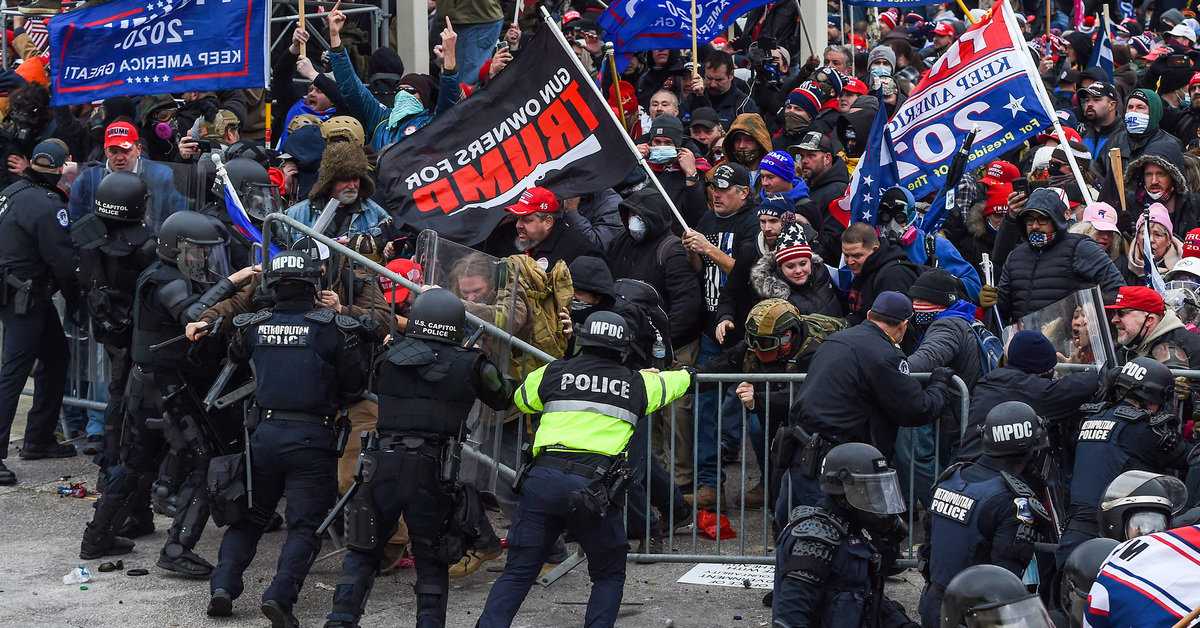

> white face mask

[
  {"left": 869, "top": 65, "right": 892, "bottom": 78},
  {"left": 647, "top": 145, "right": 678, "bottom": 164},
  {"left": 1125, "top": 111, "right": 1151, "bottom": 134},
  {"left": 1147, "top": 188, "right": 1166, "bottom": 200},
  {"left": 627, "top": 215, "right": 647, "bottom": 240}
]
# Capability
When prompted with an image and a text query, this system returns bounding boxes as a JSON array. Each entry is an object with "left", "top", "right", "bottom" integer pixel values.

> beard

[{"left": 513, "top": 235, "right": 541, "bottom": 252}]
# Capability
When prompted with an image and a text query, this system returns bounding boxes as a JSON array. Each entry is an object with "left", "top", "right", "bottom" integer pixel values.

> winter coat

[
  {"left": 1079, "top": 118, "right": 1130, "bottom": 180},
  {"left": 747, "top": 253, "right": 843, "bottom": 317},
  {"left": 635, "top": 51, "right": 686, "bottom": 110},
  {"left": 890, "top": 186, "right": 981, "bottom": 301},
  {"left": 563, "top": 189, "right": 625, "bottom": 254},
  {"left": 1119, "top": 143, "right": 1200, "bottom": 238},
  {"left": 845, "top": 240, "right": 921, "bottom": 325},
  {"left": 909, "top": 299, "right": 984, "bottom": 440},
  {"left": 719, "top": 113, "right": 774, "bottom": 180},
  {"left": 741, "top": 3, "right": 802, "bottom": 56},
  {"left": 607, "top": 188, "right": 704, "bottom": 347},
  {"left": 682, "top": 84, "right": 761, "bottom": 131},
  {"left": 996, "top": 192, "right": 1125, "bottom": 322}
]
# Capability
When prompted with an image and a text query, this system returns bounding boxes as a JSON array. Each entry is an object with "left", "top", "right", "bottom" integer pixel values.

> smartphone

[
  {"left": 495, "top": 40, "right": 509, "bottom": 52},
  {"left": 1012, "top": 178, "right": 1029, "bottom": 196}
]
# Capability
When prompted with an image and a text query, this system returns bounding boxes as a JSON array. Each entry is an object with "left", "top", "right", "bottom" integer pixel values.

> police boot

[
  {"left": 261, "top": 600, "right": 299, "bottom": 628},
  {"left": 157, "top": 485, "right": 213, "bottom": 577},
  {"left": 118, "top": 474, "right": 157, "bottom": 538},
  {"left": 0, "top": 461, "right": 16, "bottom": 486},
  {"left": 414, "top": 581, "right": 449, "bottom": 627},
  {"left": 80, "top": 497, "right": 136, "bottom": 560}
]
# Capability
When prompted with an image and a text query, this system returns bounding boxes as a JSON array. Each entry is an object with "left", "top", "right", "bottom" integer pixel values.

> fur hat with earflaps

[{"left": 309, "top": 141, "right": 375, "bottom": 202}]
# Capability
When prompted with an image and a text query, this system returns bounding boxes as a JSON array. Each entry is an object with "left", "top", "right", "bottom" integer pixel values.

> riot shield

[
  {"left": 153, "top": 158, "right": 207, "bottom": 230},
  {"left": 413, "top": 230, "right": 522, "bottom": 493},
  {"left": 1002, "top": 287, "right": 1116, "bottom": 370}
]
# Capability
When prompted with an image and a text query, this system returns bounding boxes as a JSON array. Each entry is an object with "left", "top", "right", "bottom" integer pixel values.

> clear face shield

[
  {"left": 241, "top": 181, "right": 284, "bottom": 224},
  {"left": 1164, "top": 281, "right": 1200, "bottom": 327},
  {"left": 842, "top": 468, "right": 907, "bottom": 515},
  {"left": 1125, "top": 510, "right": 1170, "bottom": 539},
  {"left": 177, "top": 240, "right": 230, "bottom": 285},
  {"left": 964, "top": 595, "right": 1054, "bottom": 628}
]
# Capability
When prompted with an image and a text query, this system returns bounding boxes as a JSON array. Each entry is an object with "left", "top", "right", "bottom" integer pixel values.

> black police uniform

[
  {"left": 773, "top": 498, "right": 915, "bottom": 628},
  {"left": 80, "top": 257, "right": 239, "bottom": 567},
  {"left": 1057, "top": 402, "right": 1191, "bottom": 567},
  {"left": 779, "top": 321, "right": 953, "bottom": 523},
  {"left": 209, "top": 301, "right": 367, "bottom": 618},
  {"left": 918, "top": 457, "right": 1051, "bottom": 628},
  {"left": 0, "top": 169, "right": 80, "bottom": 465},
  {"left": 327, "top": 332, "right": 511, "bottom": 627}
]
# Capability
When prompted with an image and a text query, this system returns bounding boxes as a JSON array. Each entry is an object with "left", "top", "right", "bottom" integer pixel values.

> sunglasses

[
  {"left": 1050, "top": 160, "right": 1069, "bottom": 170},
  {"left": 399, "top": 85, "right": 419, "bottom": 95}
]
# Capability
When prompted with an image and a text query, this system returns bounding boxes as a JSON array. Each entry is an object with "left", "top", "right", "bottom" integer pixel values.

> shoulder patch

[
  {"left": 1014, "top": 497, "right": 1034, "bottom": 525},
  {"left": 233, "top": 309, "right": 273, "bottom": 328},
  {"left": 305, "top": 308, "right": 335, "bottom": 324},
  {"left": 897, "top": 358, "right": 910, "bottom": 374},
  {"left": 56, "top": 208, "right": 69, "bottom": 228},
  {"left": 335, "top": 314, "right": 361, "bottom": 331}
]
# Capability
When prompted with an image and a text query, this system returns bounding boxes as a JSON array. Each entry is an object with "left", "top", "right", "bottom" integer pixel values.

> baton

[
  {"left": 203, "top": 359, "right": 238, "bottom": 411},
  {"left": 149, "top": 319, "right": 215, "bottom": 352}
]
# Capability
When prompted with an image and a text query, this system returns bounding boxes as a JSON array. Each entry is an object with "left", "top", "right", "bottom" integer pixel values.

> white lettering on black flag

[{"left": 375, "top": 24, "right": 638, "bottom": 246}]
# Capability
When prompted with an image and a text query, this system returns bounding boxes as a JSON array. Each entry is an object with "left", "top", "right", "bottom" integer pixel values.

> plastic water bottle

[
  {"left": 652, "top": 332, "right": 666, "bottom": 368},
  {"left": 63, "top": 566, "right": 91, "bottom": 584}
]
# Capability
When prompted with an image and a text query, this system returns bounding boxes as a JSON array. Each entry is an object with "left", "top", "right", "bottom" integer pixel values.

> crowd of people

[{"left": 5, "top": 0, "right": 1200, "bottom": 625}]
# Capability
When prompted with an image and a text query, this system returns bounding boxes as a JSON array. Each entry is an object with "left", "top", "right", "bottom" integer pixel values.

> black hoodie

[
  {"left": 845, "top": 240, "right": 919, "bottom": 325},
  {"left": 607, "top": 189, "right": 703, "bottom": 346}
]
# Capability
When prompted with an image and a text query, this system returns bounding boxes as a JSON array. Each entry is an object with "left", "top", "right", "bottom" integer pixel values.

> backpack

[
  {"left": 968, "top": 319, "right": 1004, "bottom": 375},
  {"left": 795, "top": 313, "right": 847, "bottom": 356},
  {"left": 504, "top": 254, "right": 574, "bottom": 377},
  {"left": 614, "top": 278, "right": 673, "bottom": 368}
]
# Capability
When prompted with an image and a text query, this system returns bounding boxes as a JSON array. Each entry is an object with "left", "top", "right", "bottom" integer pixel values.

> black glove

[
  {"left": 929, "top": 366, "right": 955, "bottom": 388},
  {"left": 357, "top": 315, "right": 386, "bottom": 344}
]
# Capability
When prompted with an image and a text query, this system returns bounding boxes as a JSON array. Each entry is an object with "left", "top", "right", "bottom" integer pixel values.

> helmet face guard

[
  {"left": 841, "top": 468, "right": 907, "bottom": 515},
  {"left": 964, "top": 595, "right": 1053, "bottom": 628},
  {"left": 241, "top": 181, "right": 284, "bottom": 223},
  {"left": 177, "top": 240, "right": 229, "bottom": 285}
]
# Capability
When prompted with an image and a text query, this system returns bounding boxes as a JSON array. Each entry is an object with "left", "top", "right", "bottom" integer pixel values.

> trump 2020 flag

[
  {"left": 599, "top": 0, "right": 773, "bottom": 52},
  {"left": 833, "top": 93, "right": 900, "bottom": 228},
  {"left": 1089, "top": 14, "right": 1115, "bottom": 83},
  {"left": 375, "top": 22, "right": 639, "bottom": 246},
  {"left": 47, "top": 0, "right": 267, "bottom": 106},
  {"left": 887, "top": 1, "right": 1055, "bottom": 200}
]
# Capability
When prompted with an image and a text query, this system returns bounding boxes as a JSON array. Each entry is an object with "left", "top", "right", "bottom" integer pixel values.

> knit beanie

[{"left": 1005, "top": 330, "right": 1058, "bottom": 374}]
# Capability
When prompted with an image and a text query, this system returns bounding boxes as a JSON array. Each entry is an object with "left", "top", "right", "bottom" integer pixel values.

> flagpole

[
  {"left": 956, "top": 0, "right": 977, "bottom": 25},
  {"left": 298, "top": 0, "right": 306, "bottom": 57},
  {"left": 691, "top": 0, "right": 699, "bottom": 79},
  {"left": 604, "top": 43, "right": 627, "bottom": 129},
  {"left": 540, "top": 6, "right": 692, "bottom": 231},
  {"left": 1002, "top": 1, "right": 1093, "bottom": 206}
]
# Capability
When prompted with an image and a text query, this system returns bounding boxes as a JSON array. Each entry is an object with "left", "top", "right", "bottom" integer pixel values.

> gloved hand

[
  {"left": 929, "top": 366, "right": 955, "bottom": 388},
  {"left": 1176, "top": 375, "right": 1191, "bottom": 401},
  {"left": 979, "top": 284, "right": 998, "bottom": 308}
]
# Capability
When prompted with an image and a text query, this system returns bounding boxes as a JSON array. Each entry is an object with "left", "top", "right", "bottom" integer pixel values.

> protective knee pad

[{"left": 171, "top": 481, "right": 210, "bottom": 548}]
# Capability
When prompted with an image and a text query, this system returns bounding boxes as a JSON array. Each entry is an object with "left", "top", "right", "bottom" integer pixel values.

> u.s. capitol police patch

[
  {"left": 897, "top": 359, "right": 910, "bottom": 375},
  {"left": 56, "top": 209, "right": 69, "bottom": 228}
]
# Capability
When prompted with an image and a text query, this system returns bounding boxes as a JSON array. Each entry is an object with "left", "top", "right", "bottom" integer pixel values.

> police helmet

[
  {"left": 263, "top": 250, "right": 321, "bottom": 295},
  {"left": 979, "top": 401, "right": 1048, "bottom": 458},
  {"left": 321, "top": 115, "right": 365, "bottom": 146},
  {"left": 818, "top": 442, "right": 906, "bottom": 515},
  {"left": 1098, "top": 470, "right": 1188, "bottom": 541},
  {"left": 941, "top": 564, "right": 1053, "bottom": 628},
  {"left": 406, "top": 288, "right": 466, "bottom": 345},
  {"left": 1113, "top": 357, "right": 1174, "bottom": 409},
  {"left": 93, "top": 170, "right": 148, "bottom": 223},
  {"left": 1060, "top": 538, "right": 1119, "bottom": 628},
  {"left": 222, "top": 157, "right": 277, "bottom": 222},
  {"left": 744, "top": 299, "right": 802, "bottom": 352},
  {"left": 156, "top": 211, "right": 230, "bottom": 283},
  {"left": 574, "top": 310, "right": 632, "bottom": 361}
]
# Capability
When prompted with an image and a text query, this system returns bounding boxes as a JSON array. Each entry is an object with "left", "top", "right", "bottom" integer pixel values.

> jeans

[
  {"left": 626, "top": 413, "right": 689, "bottom": 540},
  {"left": 894, "top": 425, "right": 937, "bottom": 511},
  {"left": 454, "top": 20, "right": 503, "bottom": 87},
  {"left": 694, "top": 335, "right": 724, "bottom": 489}
]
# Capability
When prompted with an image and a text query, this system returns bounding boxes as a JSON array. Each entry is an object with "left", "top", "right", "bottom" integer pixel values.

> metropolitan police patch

[
  {"left": 897, "top": 359, "right": 910, "bottom": 375},
  {"left": 1014, "top": 497, "right": 1034, "bottom": 524},
  {"left": 56, "top": 208, "right": 69, "bottom": 227}
]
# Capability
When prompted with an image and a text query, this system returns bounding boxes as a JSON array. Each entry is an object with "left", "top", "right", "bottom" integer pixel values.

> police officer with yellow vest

[{"left": 478, "top": 311, "right": 693, "bottom": 627}]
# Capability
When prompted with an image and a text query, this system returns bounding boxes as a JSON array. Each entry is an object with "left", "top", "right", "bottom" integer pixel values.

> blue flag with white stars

[
  {"left": 833, "top": 92, "right": 899, "bottom": 228},
  {"left": 48, "top": 0, "right": 267, "bottom": 106}
]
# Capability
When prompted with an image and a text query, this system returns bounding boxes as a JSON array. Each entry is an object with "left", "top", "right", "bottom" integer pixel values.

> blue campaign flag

[
  {"left": 1119, "top": 0, "right": 1135, "bottom": 21},
  {"left": 599, "top": 0, "right": 772, "bottom": 52},
  {"left": 1089, "top": 14, "right": 1114, "bottom": 83},
  {"left": 48, "top": 0, "right": 267, "bottom": 106},
  {"left": 833, "top": 93, "right": 900, "bottom": 228},
  {"left": 844, "top": 0, "right": 942, "bottom": 6},
  {"left": 886, "top": 1, "right": 1056, "bottom": 201}
]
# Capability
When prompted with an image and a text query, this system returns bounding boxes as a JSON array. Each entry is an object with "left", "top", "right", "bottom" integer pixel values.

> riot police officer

[
  {"left": 325, "top": 288, "right": 513, "bottom": 628},
  {"left": 918, "top": 402, "right": 1053, "bottom": 628},
  {"left": 1058, "top": 358, "right": 1194, "bottom": 567},
  {"left": 207, "top": 250, "right": 367, "bottom": 628},
  {"left": 479, "top": 311, "right": 692, "bottom": 628},
  {"left": 772, "top": 442, "right": 916, "bottom": 627},
  {"left": 70, "top": 172, "right": 157, "bottom": 493},
  {"left": 1058, "top": 538, "right": 1119, "bottom": 628},
  {"left": 79, "top": 211, "right": 253, "bottom": 573},
  {"left": 0, "top": 139, "right": 81, "bottom": 484},
  {"left": 940, "top": 564, "right": 1054, "bottom": 628}
]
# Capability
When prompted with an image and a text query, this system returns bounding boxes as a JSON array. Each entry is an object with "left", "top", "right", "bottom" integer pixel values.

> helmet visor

[
  {"left": 965, "top": 596, "right": 1054, "bottom": 628},
  {"left": 241, "top": 182, "right": 284, "bottom": 223},
  {"left": 1126, "top": 511, "right": 1169, "bottom": 539},
  {"left": 177, "top": 241, "right": 230, "bottom": 285},
  {"left": 843, "top": 468, "right": 907, "bottom": 515},
  {"left": 1102, "top": 472, "right": 1188, "bottom": 515}
]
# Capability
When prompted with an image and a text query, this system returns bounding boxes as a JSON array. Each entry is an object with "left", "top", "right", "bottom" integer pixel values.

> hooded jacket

[
  {"left": 908, "top": 299, "right": 984, "bottom": 437},
  {"left": 1122, "top": 143, "right": 1200, "bottom": 238},
  {"left": 808, "top": 155, "right": 851, "bottom": 261},
  {"left": 748, "top": 252, "right": 843, "bottom": 317},
  {"left": 845, "top": 240, "right": 921, "bottom": 325},
  {"left": 607, "top": 189, "right": 703, "bottom": 346},
  {"left": 887, "top": 186, "right": 982, "bottom": 301},
  {"left": 995, "top": 189, "right": 1125, "bottom": 322},
  {"left": 720, "top": 113, "right": 774, "bottom": 179}
]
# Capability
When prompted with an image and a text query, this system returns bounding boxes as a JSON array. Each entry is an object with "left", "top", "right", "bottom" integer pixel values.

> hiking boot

[
  {"left": 449, "top": 547, "right": 502, "bottom": 578},
  {"left": 685, "top": 485, "right": 719, "bottom": 511},
  {"left": 19, "top": 441, "right": 77, "bottom": 459},
  {"left": 736, "top": 483, "right": 765, "bottom": 509},
  {"left": 635, "top": 536, "right": 665, "bottom": 563},
  {"left": 157, "top": 546, "right": 213, "bottom": 578},
  {"left": 261, "top": 600, "right": 299, "bottom": 628},
  {"left": 0, "top": 461, "right": 15, "bottom": 486},
  {"left": 17, "top": 0, "right": 63, "bottom": 13},
  {"left": 207, "top": 589, "right": 233, "bottom": 617}
]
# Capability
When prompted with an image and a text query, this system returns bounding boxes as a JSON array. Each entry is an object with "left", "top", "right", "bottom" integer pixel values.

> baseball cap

[
  {"left": 1104, "top": 285, "right": 1166, "bottom": 316},
  {"left": 30, "top": 139, "right": 67, "bottom": 173},
  {"left": 379, "top": 258, "right": 423, "bottom": 304},
  {"left": 689, "top": 107, "right": 720, "bottom": 130},
  {"left": 932, "top": 22, "right": 955, "bottom": 37},
  {"left": 1079, "top": 81, "right": 1117, "bottom": 101},
  {"left": 104, "top": 121, "right": 139, "bottom": 150},
  {"left": 710, "top": 162, "right": 751, "bottom": 189},
  {"left": 789, "top": 130, "right": 835, "bottom": 154},
  {"left": 979, "top": 161, "right": 1020, "bottom": 185},
  {"left": 844, "top": 77, "right": 868, "bottom": 95},
  {"left": 1082, "top": 202, "right": 1120, "bottom": 233},
  {"left": 505, "top": 186, "right": 559, "bottom": 216},
  {"left": 1184, "top": 228, "right": 1200, "bottom": 258},
  {"left": 1169, "top": 23, "right": 1197, "bottom": 43},
  {"left": 870, "top": 291, "right": 913, "bottom": 320}
]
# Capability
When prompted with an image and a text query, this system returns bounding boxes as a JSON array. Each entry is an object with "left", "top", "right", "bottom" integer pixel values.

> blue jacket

[
  {"left": 276, "top": 101, "right": 335, "bottom": 149},
  {"left": 329, "top": 48, "right": 459, "bottom": 152},
  {"left": 903, "top": 230, "right": 983, "bottom": 302},
  {"left": 68, "top": 159, "right": 189, "bottom": 234},
  {"left": 284, "top": 197, "right": 392, "bottom": 241}
]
